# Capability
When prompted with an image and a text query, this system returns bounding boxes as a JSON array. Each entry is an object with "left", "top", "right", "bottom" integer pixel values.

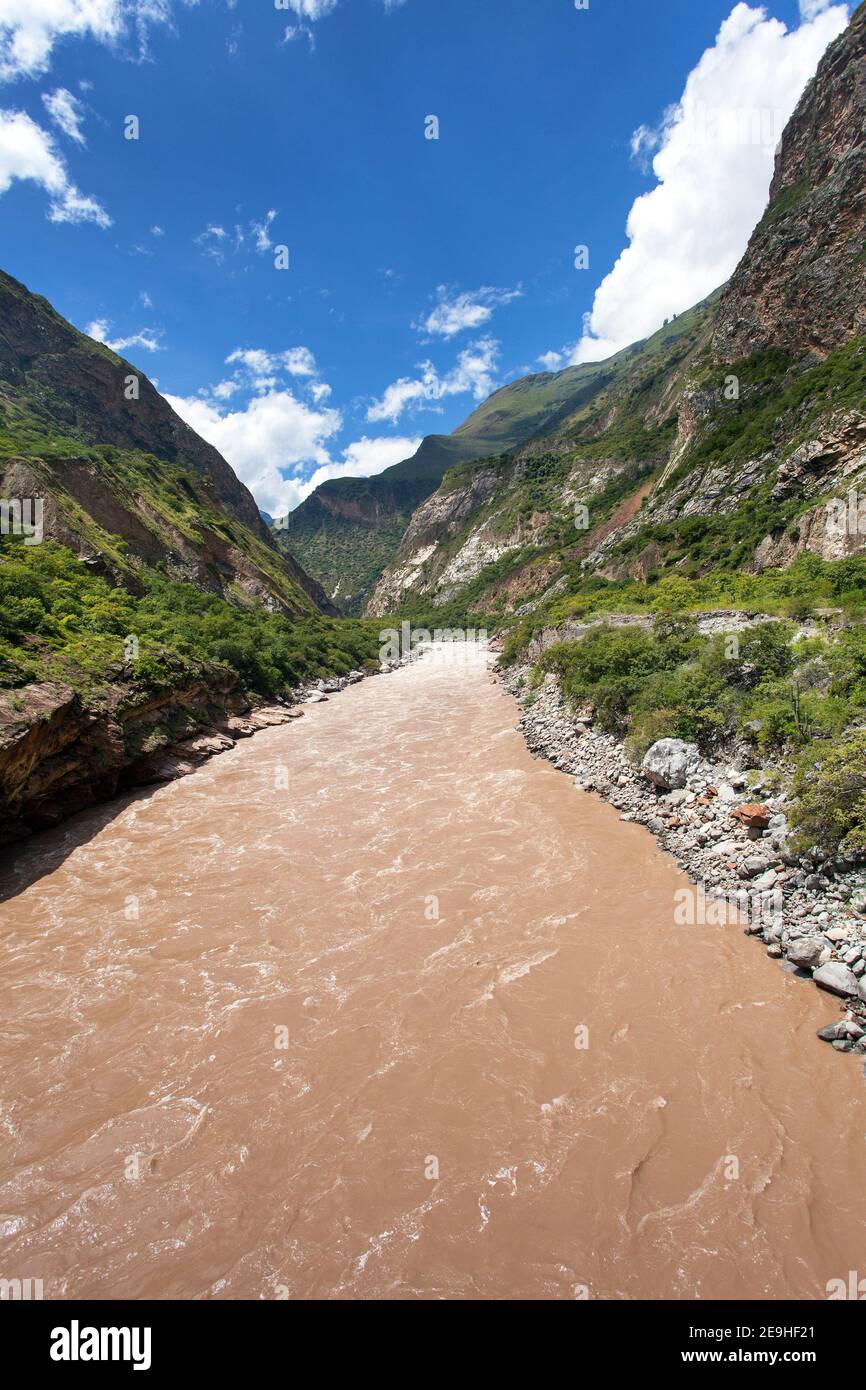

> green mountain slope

[{"left": 0, "top": 268, "right": 334, "bottom": 617}]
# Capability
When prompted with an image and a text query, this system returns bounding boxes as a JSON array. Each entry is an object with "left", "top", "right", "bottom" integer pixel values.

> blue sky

[{"left": 0, "top": 0, "right": 851, "bottom": 515}]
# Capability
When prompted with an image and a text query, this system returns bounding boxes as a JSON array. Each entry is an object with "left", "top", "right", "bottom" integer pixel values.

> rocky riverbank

[{"left": 498, "top": 660, "right": 866, "bottom": 1061}]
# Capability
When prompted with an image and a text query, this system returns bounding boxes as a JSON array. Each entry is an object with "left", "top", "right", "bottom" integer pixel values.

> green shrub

[{"left": 789, "top": 731, "right": 866, "bottom": 857}]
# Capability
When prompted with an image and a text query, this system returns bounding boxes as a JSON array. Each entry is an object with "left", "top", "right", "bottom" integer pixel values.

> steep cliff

[
  {"left": 713, "top": 0, "right": 866, "bottom": 361},
  {"left": 369, "top": 2, "right": 866, "bottom": 626}
]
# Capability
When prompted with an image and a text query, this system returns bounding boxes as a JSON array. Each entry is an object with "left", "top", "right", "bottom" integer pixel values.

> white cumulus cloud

[
  {"left": 570, "top": 0, "right": 849, "bottom": 365},
  {"left": 0, "top": 107, "right": 110, "bottom": 225},
  {"left": 367, "top": 338, "right": 500, "bottom": 424},
  {"left": 221, "top": 346, "right": 323, "bottom": 399},
  {"left": 165, "top": 380, "right": 421, "bottom": 517},
  {"left": 297, "top": 434, "right": 422, "bottom": 499},
  {"left": 164, "top": 388, "right": 343, "bottom": 518},
  {"left": 537, "top": 350, "right": 564, "bottom": 372}
]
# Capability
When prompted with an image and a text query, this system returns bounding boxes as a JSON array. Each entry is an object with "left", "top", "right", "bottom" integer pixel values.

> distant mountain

[{"left": 272, "top": 354, "right": 628, "bottom": 615}]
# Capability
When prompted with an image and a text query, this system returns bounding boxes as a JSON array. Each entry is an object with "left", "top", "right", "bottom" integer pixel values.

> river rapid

[{"left": 1, "top": 644, "right": 864, "bottom": 1300}]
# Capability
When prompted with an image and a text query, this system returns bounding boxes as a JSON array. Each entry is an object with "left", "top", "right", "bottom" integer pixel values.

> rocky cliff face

[
  {"left": 0, "top": 665, "right": 316, "bottom": 845},
  {"left": 713, "top": 1, "right": 866, "bottom": 361},
  {"left": 370, "top": 5, "right": 866, "bottom": 622},
  {"left": 367, "top": 297, "right": 716, "bottom": 616}
]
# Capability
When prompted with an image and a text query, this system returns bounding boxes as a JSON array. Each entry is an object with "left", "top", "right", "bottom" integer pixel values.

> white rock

[
  {"left": 786, "top": 937, "right": 824, "bottom": 969},
  {"left": 641, "top": 739, "right": 700, "bottom": 791},
  {"left": 813, "top": 961, "right": 860, "bottom": 997}
]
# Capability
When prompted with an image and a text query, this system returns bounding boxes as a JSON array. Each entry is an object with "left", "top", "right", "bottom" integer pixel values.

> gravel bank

[{"left": 498, "top": 660, "right": 866, "bottom": 1063}]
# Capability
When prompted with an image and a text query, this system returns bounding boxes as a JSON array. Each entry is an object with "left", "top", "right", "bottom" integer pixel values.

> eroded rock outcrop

[{"left": 713, "top": 3, "right": 866, "bottom": 361}]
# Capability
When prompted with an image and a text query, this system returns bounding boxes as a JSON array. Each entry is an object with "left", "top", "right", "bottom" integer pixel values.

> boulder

[
  {"left": 175, "top": 733, "right": 235, "bottom": 761},
  {"left": 813, "top": 961, "right": 860, "bottom": 997},
  {"left": 786, "top": 937, "right": 824, "bottom": 969},
  {"left": 752, "top": 869, "right": 778, "bottom": 892},
  {"left": 731, "top": 803, "right": 772, "bottom": 830},
  {"left": 642, "top": 739, "right": 699, "bottom": 791}
]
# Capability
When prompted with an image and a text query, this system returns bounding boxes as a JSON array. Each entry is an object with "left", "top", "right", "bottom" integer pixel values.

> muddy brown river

[{"left": 1, "top": 644, "right": 865, "bottom": 1300}]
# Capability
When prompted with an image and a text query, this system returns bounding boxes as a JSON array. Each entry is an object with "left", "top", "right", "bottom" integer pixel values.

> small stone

[
  {"left": 752, "top": 869, "right": 778, "bottom": 892},
  {"left": 817, "top": 1021, "right": 851, "bottom": 1041}
]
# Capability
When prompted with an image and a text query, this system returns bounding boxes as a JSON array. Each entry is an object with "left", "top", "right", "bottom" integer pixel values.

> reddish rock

[{"left": 731, "top": 803, "right": 771, "bottom": 831}]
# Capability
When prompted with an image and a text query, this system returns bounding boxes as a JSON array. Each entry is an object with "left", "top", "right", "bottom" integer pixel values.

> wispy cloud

[
  {"left": 415, "top": 284, "right": 522, "bottom": 340},
  {"left": 87, "top": 318, "right": 162, "bottom": 353},
  {"left": 0, "top": 0, "right": 173, "bottom": 83},
  {"left": 41, "top": 87, "right": 86, "bottom": 144},
  {"left": 367, "top": 338, "right": 500, "bottom": 424},
  {"left": 194, "top": 211, "right": 281, "bottom": 263}
]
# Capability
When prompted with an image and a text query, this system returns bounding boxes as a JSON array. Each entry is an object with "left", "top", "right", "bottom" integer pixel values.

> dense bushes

[
  {"left": 0, "top": 538, "right": 380, "bottom": 698},
  {"left": 537, "top": 615, "right": 866, "bottom": 761},
  {"left": 789, "top": 732, "right": 866, "bottom": 858},
  {"left": 533, "top": 609, "right": 866, "bottom": 855}
]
